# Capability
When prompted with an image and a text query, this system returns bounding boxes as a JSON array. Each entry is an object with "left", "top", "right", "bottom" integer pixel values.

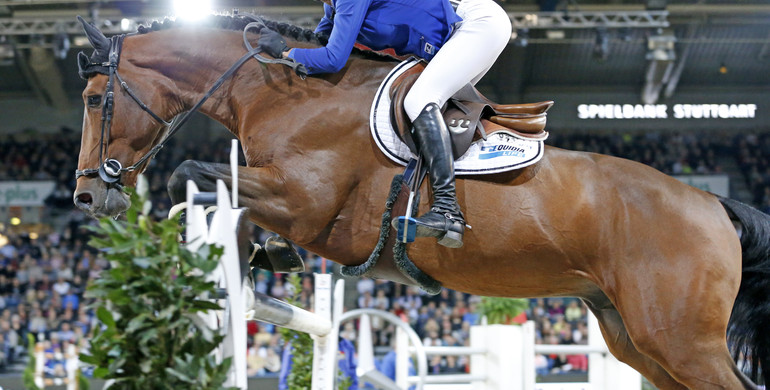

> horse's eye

[{"left": 87, "top": 95, "right": 102, "bottom": 108}]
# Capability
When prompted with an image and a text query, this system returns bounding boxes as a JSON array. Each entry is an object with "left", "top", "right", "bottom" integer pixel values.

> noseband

[{"left": 75, "top": 18, "right": 307, "bottom": 186}]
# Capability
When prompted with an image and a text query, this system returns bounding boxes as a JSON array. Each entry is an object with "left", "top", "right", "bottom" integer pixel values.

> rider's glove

[{"left": 258, "top": 29, "right": 290, "bottom": 59}]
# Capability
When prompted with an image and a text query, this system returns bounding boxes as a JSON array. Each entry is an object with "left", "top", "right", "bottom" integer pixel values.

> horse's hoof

[
  {"left": 249, "top": 244, "right": 274, "bottom": 272},
  {"left": 264, "top": 236, "right": 305, "bottom": 273}
]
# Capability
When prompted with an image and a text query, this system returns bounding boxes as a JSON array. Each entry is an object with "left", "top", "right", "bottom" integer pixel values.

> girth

[{"left": 389, "top": 61, "right": 552, "bottom": 158}]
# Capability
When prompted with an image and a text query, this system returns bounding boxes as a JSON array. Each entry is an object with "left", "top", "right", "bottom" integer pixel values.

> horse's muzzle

[{"left": 73, "top": 179, "right": 131, "bottom": 218}]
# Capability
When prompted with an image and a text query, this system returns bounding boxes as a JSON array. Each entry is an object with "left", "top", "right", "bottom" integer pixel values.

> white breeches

[{"left": 404, "top": 0, "right": 512, "bottom": 121}]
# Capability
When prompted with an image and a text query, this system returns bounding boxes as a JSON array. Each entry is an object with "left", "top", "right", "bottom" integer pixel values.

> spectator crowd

[{"left": 1, "top": 128, "right": 770, "bottom": 380}]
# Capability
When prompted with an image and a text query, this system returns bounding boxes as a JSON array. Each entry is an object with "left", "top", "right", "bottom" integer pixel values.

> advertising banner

[{"left": 0, "top": 181, "right": 56, "bottom": 206}]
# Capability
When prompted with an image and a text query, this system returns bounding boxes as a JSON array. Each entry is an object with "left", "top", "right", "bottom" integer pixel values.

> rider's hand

[{"left": 258, "top": 29, "right": 290, "bottom": 59}]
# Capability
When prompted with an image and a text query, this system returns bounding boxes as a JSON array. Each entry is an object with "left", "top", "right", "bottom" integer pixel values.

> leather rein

[{"left": 74, "top": 19, "right": 307, "bottom": 186}]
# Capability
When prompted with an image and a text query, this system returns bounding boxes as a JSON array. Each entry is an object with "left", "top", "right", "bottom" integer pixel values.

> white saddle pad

[{"left": 370, "top": 58, "right": 546, "bottom": 175}]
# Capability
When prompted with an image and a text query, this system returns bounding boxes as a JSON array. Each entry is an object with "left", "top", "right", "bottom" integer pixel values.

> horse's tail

[{"left": 719, "top": 196, "right": 770, "bottom": 383}]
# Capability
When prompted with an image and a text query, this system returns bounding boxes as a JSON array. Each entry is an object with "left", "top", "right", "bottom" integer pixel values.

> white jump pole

[
  {"left": 185, "top": 140, "right": 249, "bottom": 389},
  {"left": 587, "top": 312, "right": 606, "bottom": 390},
  {"left": 244, "top": 274, "right": 343, "bottom": 389},
  {"left": 470, "top": 323, "right": 519, "bottom": 390},
  {"left": 395, "top": 327, "right": 410, "bottom": 389},
  {"left": 186, "top": 179, "right": 249, "bottom": 390},
  {"left": 187, "top": 193, "right": 346, "bottom": 389},
  {"left": 65, "top": 343, "right": 78, "bottom": 390},
  {"left": 184, "top": 140, "right": 348, "bottom": 390},
  {"left": 230, "top": 139, "right": 238, "bottom": 208},
  {"left": 186, "top": 182, "right": 345, "bottom": 389},
  {"left": 522, "top": 311, "right": 641, "bottom": 390},
  {"left": 34, "top": 341, "right": 80, "bottom": 389},
  {"left": 347, "top": 309, "right": 641, "bottom": 390},
  {"left": 310, "top": 273, "right": 342, "bottom": 390}
]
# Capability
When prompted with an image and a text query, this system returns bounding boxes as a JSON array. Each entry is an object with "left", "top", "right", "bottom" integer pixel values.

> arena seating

[{"left": 0, "top": 129, "right": 766, "bottom": 379}]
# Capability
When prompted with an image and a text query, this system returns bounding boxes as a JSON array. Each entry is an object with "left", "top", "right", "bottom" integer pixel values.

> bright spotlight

[
  {"left": 120, "top": 18, "right": 131, "bottom": 32},
  {"left": 174, "top": 0, "right": 212, "bottom": 21},
  {"left": 0, "top": 234, "right": 7, "bottom": 248},
  {"left": 9, "top": 217, "right": 20, "bottom": 226},
  {"left": 29, "top": 232, "right": 39, "bottom": 240}
]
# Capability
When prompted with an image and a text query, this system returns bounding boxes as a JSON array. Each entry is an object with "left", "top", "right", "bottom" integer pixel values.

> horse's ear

[
  {"left": 77, "top": 51, "right": 91, "bottom": 79},
  {"left": 77, "top": 51, "right": 88, "bottom": 67},
  {"left": 77, "top": 15, "right": 110, "bottom": 55}
]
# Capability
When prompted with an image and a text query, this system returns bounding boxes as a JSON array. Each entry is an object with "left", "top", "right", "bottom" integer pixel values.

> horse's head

[
  {"left": 72, "top": 13, "right": 386, "bottom": 219},
  {"left": 73, "top": 17, "right": 175, "bottom": 218}
]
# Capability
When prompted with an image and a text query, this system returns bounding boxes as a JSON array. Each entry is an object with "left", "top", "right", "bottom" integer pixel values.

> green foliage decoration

[
  {"left": 80, "top": 178, "right": 235, "bottom": 390},
  {"left": 337, "top": 372, "right": 353, "bottom": 390},
  {"left": 476, "top": 296, "right": 529, "bottom": 325},
  {"left": 23, "top": 333, "right": 41, "bottom": 390},
  {"left": 78, "top": 371, "right": 91, "bottom": 390}
]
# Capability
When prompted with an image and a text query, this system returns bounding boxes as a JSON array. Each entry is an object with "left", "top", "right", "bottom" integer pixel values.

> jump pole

[
  {"left": 185, "top": 140, "right": 346, "bottom": 389},
  {"left": 345, "top": 309, "right": 641, "bottom": 390},
  {"left": 186, "top": 179, "right": 345, "bottom": 389}
]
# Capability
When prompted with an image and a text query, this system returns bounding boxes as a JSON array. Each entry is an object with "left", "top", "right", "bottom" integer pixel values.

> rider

[{"left": 258, "top": 0, "right": 512, "bottom": 248}]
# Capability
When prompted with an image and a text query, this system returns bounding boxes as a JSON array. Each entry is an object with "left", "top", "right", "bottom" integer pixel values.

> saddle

[{"left": 390, "top": 62, "right": 553, "bottom": 158}]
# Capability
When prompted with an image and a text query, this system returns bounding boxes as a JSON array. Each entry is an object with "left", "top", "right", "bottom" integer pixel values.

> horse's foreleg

[
  {"left": 167, "top": 160, "right": 305, "bottom": 273},
  {"left": 168, "top": 160, "right": 289, "bottom": 228},
  {"left": 582, "top": 293, "right": 686, "bottom": 390},
  {"left": 168, "top": 160, "right": 237, "bottom": 205}
]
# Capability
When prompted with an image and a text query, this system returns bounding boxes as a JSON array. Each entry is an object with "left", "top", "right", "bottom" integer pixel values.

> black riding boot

[{"left": 410, "top": 103, "right": 465, "bottom": 248}]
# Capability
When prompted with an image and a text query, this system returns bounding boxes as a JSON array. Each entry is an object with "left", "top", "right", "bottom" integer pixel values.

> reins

[{"left": 75, "top": 16, "right": 307, "bottom": 185}]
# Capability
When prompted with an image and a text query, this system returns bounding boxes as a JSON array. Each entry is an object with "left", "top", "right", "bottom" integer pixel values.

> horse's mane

[
  {"left": 137, "top": 14, "right": 328, "bottom": 45},
  {"left": 136, "top": 14, "right": 397, "bottom": 63}
]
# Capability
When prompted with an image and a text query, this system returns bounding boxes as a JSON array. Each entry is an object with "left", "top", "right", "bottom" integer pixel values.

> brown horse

[{"left": 72, "top": 15, "right": 769, "bottom": 389}]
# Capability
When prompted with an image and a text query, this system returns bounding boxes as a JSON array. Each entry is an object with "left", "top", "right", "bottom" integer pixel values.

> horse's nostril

[{"left": 76, "top": 192, "right": 93, "bottom": 207}]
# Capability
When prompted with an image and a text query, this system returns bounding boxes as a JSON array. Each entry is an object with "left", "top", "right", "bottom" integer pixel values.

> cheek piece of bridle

[{"left": 74, "top": 18, "right": 307, "bottom": 187}]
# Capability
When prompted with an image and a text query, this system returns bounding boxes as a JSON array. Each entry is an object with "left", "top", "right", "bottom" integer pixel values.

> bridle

[
  {"left": 75, "top": 34, "right": 170, "bottom": 185},
  {"left": 75, "top": 18, "right": 307, "bottom": 186}
]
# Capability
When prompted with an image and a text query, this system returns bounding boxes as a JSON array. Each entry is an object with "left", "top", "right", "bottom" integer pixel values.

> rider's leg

[
  {"left": 409, "top": 103, "right": 465, "bottom": 248},
  {"left": 403, "top": 0, "right": 511, "bottom": 119},
  {"left": 402, "top": 0, "right": 511, "bottom": 248}
]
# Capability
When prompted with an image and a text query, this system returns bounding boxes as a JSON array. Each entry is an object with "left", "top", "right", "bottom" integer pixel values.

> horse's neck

[
  {"left": 129, "top": 30, "right": 402, "bottom": 257},
  {"left": 196, "top": 40, "right": 396, "bottom": 165},
  {"left": 127, "top": 29, "right": 395, "bottom": 147},
  {"left": 125, "top": 29, "right": 253, "bottom": 130}
]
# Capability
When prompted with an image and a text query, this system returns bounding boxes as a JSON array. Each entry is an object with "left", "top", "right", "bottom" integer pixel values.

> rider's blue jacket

[{"left": 288, "top": 0, "right": 462, "bottom": 74}]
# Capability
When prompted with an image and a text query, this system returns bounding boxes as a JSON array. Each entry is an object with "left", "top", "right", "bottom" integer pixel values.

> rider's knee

[
  {"left": 404, "top": 90, "right": 440, "bottom": 121},
  {"left": 489, "top": 14, "right": 512, "bottom": 49}
]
